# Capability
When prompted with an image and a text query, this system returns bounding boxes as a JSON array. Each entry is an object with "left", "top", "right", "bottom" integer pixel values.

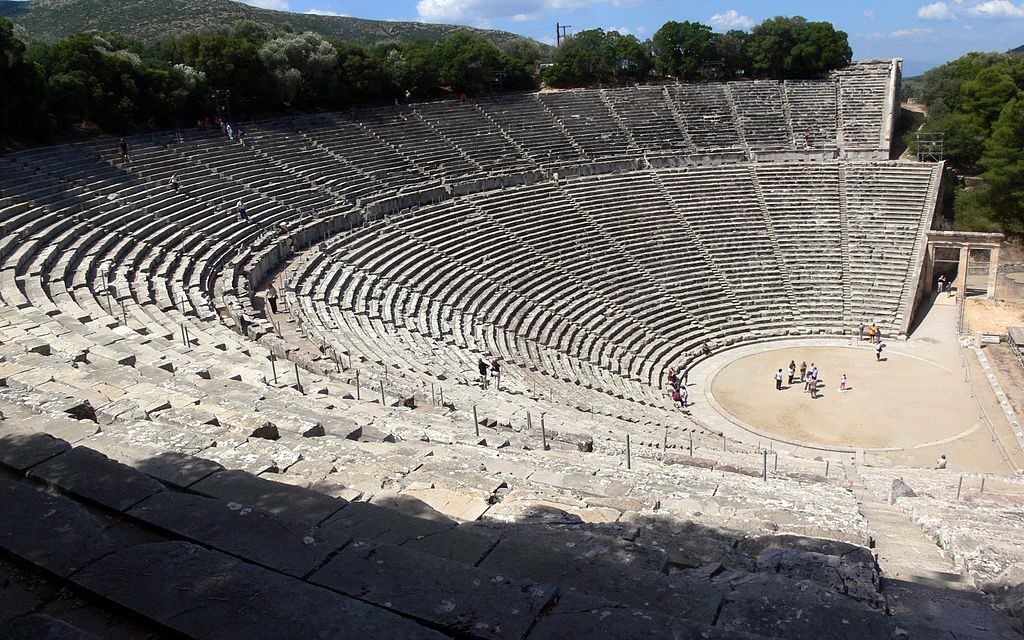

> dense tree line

[
  {"left": 542, "top": 16, "right": 851, "bottom": 86},
  {"left": 1, "top": 14, "right": 853, "bottom": 143},
  {"left": 910, "top": 53, "right": 1024, "bottom": 232},
  {"left": 0, "top": 18, "right": 535, "bottom": 141}
]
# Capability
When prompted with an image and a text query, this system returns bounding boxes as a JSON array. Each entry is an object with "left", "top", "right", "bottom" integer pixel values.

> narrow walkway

[{"left": 847, "top": 463, "right": 1020, "bottom": 639}]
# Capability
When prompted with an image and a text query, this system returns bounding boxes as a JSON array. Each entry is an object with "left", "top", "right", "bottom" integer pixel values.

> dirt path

[{"left": 965, "top": 298, "right": 1024, "bottom": 334}]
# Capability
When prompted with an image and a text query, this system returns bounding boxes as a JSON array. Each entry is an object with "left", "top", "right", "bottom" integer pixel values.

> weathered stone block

[
  {"left": 28, "top": 446, "right": 166, "bottom": 512},
  {"left": 311, "top": 539, "right": 556, "bottom": 640},
  {"left": 72, "top": 541, "right": 447, "bottom": 639}
]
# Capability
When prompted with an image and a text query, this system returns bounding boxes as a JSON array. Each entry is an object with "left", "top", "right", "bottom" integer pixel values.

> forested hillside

[
  {"left": 0, "top": 0, "right": 523, "bottom": 46},
  {"left": 910, "top": 53, "right": 1024, "bottom": 233},
  {"left": 1, "top": 12, "right": 855, "bottom": 148}
]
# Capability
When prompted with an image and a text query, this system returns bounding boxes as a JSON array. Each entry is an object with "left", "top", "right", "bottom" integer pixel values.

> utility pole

[{"left": 556, "top": 22, "right": 572, "bottom": 46}]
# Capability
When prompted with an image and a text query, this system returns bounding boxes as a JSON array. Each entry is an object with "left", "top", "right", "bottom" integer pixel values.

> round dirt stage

[{"left": 709, "top": 345, "right": 979, "bottom": 451}]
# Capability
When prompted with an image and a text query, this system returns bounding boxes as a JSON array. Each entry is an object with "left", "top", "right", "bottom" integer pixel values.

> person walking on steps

[
  {"left": 168, "top": 171, "right": 180, "bottom": 193},
  {"left": 478, "top": 359, "right": 489, "bottom": 389},
  {"left": 266, "top": 283, "right": 278, "bottom": 314},
  {"left": 118, "top": 138, "right": 131, "bottom": 163},
  {"left": 236, "top": 200, "right": 248, "bottom": 222}
]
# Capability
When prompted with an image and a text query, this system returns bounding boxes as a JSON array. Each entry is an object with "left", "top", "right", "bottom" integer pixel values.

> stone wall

[{"left": 996, "top": 263, "right": 1024, "bottom": 302}]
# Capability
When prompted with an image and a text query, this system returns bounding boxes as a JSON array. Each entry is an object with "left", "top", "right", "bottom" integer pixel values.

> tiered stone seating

[
  {"left": 602, "top": 86, "right": 690, "bottom": 153},
  {"left": 836, "top": 60, "right": 895, "bottom": 150},
  {"left": 670, "top": 83, "right": 744, "bottom": 151},
  {"left": 475, "top": 94, "right": 585, "bottom": 166},
  {"left": 753, "top": 163, "right": 845, "bottom": 328},
  {"left": 414, "top": 100, "right": 537, "bottom": 175},
  {"left": 538, "top": 91, "right": 636, "bottom": 159},
  {"left": 728, "top": 81, "right": 792, "bottom": 150},
  {"left": 658, "top": 164, "right": 795, "bottom": 333},
  {"left": 355, "top": 108, "right": 484, "bottom": 181},
  {"left": 844, "top": 162, "right": 937, "bottom": 331},
  {"left": 860, "top": 467, "right": 1024, "bottom": 590},
  {"left": 785, "top": 79, "right": 839, "bottom": 148},
  {"left": 3, "top": 370, "right": 1020, "bottom": 639},
  {"left": 300, "top": 114, "right": 438, "bottom": 193},
  {"left": 0, "top": 60, "right": 1018, "bottom": 638},
  {"left": 296, "top": 161, "right": 939, "bottom": 409}
]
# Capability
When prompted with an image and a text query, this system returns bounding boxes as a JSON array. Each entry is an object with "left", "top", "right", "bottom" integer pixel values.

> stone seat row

[{"left": 3, "top": 391, "right": 933, "bottom": 639}]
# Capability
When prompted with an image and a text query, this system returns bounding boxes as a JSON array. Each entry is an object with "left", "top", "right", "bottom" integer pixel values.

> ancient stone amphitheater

[{"left": 1, "top": 60, "right": 1022, "bottom": 639}]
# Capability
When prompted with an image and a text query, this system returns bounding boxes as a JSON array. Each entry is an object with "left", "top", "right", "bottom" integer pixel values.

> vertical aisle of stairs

[
  {"left": 724, "top": 84, "right": 749, "bottom": 150},
  {"left": 748, "top": 166, "right": 802, "bottom": 326},
  {"left": 661, "top": 86, "right": 697, "bottom": 151},
  {"left": 845, "top": 462, "right": 1021, "bottom": 640},
  {"left": 837, "top": 165, "right": 854, "bottom": 325}
]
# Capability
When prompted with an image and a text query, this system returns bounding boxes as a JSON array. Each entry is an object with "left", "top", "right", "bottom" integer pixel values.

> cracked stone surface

[
  {"left": 312, "top": 539, "right": 556, "bottom": 640},
  {"left": 72, "top": 541, "right": 448, "bottom": 640}
]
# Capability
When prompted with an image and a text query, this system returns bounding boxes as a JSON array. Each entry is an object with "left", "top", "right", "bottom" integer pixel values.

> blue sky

[{"left": 236, "top": 0, "right": 1024, "bottom": 74}]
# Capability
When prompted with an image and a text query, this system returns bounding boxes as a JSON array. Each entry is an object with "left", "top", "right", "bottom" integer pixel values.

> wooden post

[
  {"left": 270, "top": 351, "right": 278, "bottom": 385},
  {"left": 431, "top": 382, "right": 435, "bottom": 405},
  {"left": 379, "top": 380, "right": 385, "bottom": 406},
  {"left": 527, "top": 411, "right": 532, "bottom": 432},
  {"left": 956, "top": 475, "right": 964, "bottom": 501},
  {"left": 763, "top": 450, "right": 768, "bottom": 481},
  {"left": 294, "top": 363, "right": 303, "bottom": 394},
  {"left": 626, "top": 434, "right": 631, "bottom": 470},
  {"left": 689, "top": 433, "right": 693, "bottom": 456},
  {"left": 356, "top": 370, "right": 360, "bottom": 400},
  {"left": 663, "top": 427, "right": 668, "bottom": 452},
  {"left": 541, "top": 413, "right": 548, "bottom": 450},
  {"left": 473, "top": 405, "right": 479, "bottom": 438},
  {"left": 825, "top": 461, "right": 830, "bottom": 478}
]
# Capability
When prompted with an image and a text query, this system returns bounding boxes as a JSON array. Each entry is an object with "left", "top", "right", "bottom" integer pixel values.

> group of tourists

[
  {"left": 936, "top": 274, "right": 953, "bottom": 296},
  {"left": 478, "top": 358, "right": 501, "bottom": 389},
  {"left": 667, "top": 365, "right": 690, "bottom": 408},
  {"left": 773, "top": 360, "right": 835, "bottom": 399},
  {"left": 858, "top": 321, "right": 882, "bottom": 344}
]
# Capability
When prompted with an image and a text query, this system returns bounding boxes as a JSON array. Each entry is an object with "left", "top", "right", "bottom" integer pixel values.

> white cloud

[
  {"left": 238, "top": 0, "right": 290, "bottom": 9},
  {"left": 965, "top": 0, "right": 1024, "bottom": 17},
  {"left": 917, "top": 1, "right": 955, "bottom": 20},
  {"left": 888, "top": 27, "right": 935, "bottom": 37},
  {"left": 863, "top": 9, "right": 877, "bottom": 18},
  {"left": 416, "top": 0, "right": 636, "bottom": 25},
  {"left": 708, "top": 9, "right": 754, "bottom": 31},
  {"left": 306, "top": 8, "right": 348, "bottom": 16},
  {"left": 917, "top": 0, "right": 1024, "bottom": 20}
]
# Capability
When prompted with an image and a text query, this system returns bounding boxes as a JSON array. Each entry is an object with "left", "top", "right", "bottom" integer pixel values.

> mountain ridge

[{"left": 0, "top": 0, "right": 530, "bottom": 46}]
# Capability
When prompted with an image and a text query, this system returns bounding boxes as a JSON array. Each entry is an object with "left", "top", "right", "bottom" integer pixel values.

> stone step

[{"left": 884, "top": 578, "right": 1021, "bottom": 640}]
